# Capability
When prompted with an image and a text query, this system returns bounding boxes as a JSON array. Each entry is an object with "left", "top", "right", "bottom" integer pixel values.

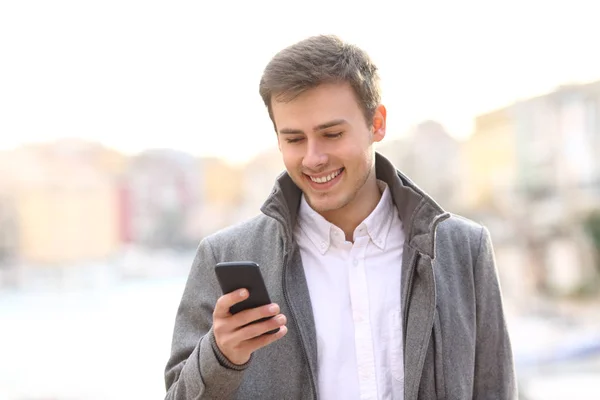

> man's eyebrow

[
  {"left": 279, "top": 128, "right": 304, "bottom": 135},
  {"left": 314, "top": 119, "right": 347, "bottom": 131},
  {"left": 279, "top": 119, "right": 348, "bottom": 135}
]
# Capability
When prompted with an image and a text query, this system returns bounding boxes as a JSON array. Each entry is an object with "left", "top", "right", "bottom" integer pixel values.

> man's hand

[{"left": 213, "top": 289, "right": 288, "bottom": 365}]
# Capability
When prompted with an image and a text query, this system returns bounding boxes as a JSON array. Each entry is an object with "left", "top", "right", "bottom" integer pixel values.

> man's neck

[{"left": 320, "top": 177, "right": 382, "bottom": 242}]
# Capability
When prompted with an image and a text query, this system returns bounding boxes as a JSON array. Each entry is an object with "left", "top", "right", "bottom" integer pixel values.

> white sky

[{"left": 1, "top": 0, "right": 599, "bottom": 164}]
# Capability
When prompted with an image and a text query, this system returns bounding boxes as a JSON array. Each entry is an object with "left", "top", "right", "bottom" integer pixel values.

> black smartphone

[{"left": 214, "top": 261, "right": 280, "bottom": 334}]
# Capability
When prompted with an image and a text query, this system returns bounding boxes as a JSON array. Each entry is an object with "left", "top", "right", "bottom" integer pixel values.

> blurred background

[{"left": 1, "top": 0, "right": 600, "bottom": 399}]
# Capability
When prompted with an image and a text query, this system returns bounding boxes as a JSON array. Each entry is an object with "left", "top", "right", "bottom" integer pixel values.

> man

[{"left": 164, "top": 35, "right": 517, "bottom": 399}]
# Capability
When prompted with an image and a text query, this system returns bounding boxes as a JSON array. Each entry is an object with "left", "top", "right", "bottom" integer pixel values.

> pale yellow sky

[{"left": 1, "top": 0, "right": 599, "bottom": 164}]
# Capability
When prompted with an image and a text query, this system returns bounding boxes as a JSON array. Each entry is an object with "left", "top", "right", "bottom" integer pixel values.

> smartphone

[{"left": 214, "top": 261, "right": 280, "bottom": 334}]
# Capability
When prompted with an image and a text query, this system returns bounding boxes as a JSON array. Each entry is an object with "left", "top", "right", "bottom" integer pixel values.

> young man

[{"left": 164, "top": 35, "right": 517, "bottom": 399}]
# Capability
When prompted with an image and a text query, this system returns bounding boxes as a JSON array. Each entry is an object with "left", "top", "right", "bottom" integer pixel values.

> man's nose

[{"left": 302, "top": 140, "right": 328, "bottom": 170}]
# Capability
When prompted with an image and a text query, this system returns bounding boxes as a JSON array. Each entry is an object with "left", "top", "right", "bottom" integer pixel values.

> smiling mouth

[{"left": 306, "top": 168, "right": 344, "bottom": 184}]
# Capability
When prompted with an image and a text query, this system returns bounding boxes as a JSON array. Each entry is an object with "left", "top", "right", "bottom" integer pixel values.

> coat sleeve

[
  {"left": 164, "top": 238, "right": 250, "bottom": 399},
  {"left": 472, "top": 226, "right": 518, "bottom": 399}
]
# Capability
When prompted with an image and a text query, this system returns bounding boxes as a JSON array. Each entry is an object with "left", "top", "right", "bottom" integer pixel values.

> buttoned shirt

[{"left": 294, "top": 181, "right": 405, "bottom": 400}]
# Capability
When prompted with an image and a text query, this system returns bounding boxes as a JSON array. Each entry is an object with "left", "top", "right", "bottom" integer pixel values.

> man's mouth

[{"left": 306, "top": 168, "right": 344, "bottom": 184}]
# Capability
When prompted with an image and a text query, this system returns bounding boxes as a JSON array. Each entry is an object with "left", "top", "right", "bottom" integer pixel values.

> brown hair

[{"left": 259, "top": 35, "right": 381, "bottom": 130}]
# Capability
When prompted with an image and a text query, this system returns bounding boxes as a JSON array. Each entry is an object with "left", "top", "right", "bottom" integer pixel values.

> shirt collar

[
  {"left": 297, "top": 194, "right": 332, "bottom": 255},
  {"left": 358, "top": 180, "right": 394, "bottom": 250},
  {"left": 297, "top": 180, "right": 396, "bottom": 254}
]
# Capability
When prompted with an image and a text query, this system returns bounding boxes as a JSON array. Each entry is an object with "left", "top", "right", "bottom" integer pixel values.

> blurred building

[
  {"left": 378, "top": 120, "right": 463, "bottom": 213},
  {"left": 514, "top": 81, "right": 600, "bottom": 215},
  {"left": 187, "top": 157, "right": 245, "bottom": 238},
  {"left": 199, "top": 157, "right": 243, "bottom": 208},
  {"left": 462, "top": 108, "right": 518, "bottom": 217},
  {"left": 512, "top": 81, "right": 600, "bottom": 294},
  {"left": 465, "top": 80, "right": 600, "bottom": 295},
  {"left": 238, "top": 147, "right": 285, "bottom": 221},
  {"left": 0, "top": 141, "right": 123, "bottom": 265},
  {"left": 120, "top": 149, "right": 202, "bottom": 249}
]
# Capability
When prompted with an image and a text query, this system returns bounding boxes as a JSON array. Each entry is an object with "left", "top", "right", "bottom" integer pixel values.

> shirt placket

[{"left": 348, "top": 236, "right": 378, "bottom": 400}]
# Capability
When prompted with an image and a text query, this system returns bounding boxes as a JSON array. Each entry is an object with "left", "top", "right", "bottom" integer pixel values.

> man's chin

[{"left": 304, "top": 195, "right": 340, "bottom": 214}]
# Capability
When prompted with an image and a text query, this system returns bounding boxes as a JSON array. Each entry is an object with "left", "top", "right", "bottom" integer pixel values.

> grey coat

[{"left": 164, "top": 153, "right": 518, "bottom": 399}]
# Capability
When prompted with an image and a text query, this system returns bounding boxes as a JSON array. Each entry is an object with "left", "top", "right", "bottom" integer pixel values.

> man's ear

[{"left": 372, "top": 104, "right": 387, "bottom": 143}]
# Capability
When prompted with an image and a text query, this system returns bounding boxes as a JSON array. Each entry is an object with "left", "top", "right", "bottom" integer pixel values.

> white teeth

[{"left": 310, "top": 169, "right": 341, "bottom": 183}]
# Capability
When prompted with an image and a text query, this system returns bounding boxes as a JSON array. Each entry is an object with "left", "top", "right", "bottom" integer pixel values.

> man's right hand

[{"left": 213, "top": 289, "right": 288, "bottom": 365}]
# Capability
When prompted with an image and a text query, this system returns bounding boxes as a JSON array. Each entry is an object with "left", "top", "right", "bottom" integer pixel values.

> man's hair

[{"left": 259, "top": 35, "right": 381, "bottom": 129}]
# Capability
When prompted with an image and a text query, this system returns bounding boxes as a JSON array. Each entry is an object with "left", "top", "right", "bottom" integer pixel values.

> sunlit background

[{"left": 1, "top": 1, "right": 600, "bottom": 399}]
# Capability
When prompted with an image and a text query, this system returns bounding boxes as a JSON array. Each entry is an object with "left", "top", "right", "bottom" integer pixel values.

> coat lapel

[
  {"left": 283, "top": 244, "right": 319, "bottom": 398},
  {"left": 402, "top": 247, "right": 437, "bottom": 400}
]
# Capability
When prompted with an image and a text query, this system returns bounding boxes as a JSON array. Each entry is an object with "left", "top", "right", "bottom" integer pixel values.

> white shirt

[{"left": 294, "top": 181, "right": 405, "bottom": 400}]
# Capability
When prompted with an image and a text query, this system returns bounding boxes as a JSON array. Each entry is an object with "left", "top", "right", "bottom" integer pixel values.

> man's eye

[
  {"left": 324, "top": 132, "right": 343, "bottom": 139},
  {"left": 286, "top": 138, "right": 303, "bottom": 144}
]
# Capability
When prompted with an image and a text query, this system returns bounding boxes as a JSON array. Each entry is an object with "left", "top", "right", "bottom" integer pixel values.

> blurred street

[
  {"left": 1, "top": 252, "right": 599, "bottom": 400},
  {"left": 0, "top": 257, "right": 186, "bottom": 400}
]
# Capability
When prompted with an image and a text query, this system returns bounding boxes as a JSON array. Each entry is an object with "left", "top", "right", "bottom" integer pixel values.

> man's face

[{"left": 272, "top": 82, "right": 386, "bottom": 215}]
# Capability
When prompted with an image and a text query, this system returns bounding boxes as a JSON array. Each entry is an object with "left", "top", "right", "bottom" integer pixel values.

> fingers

[
  {"left": 230, "top": 317, "right": 288, "bottom": 358},
  {"left": 234, "top": 303, "right": 281, "bottom": 328},
  {"left": 213, "top": 288, "right": 249, "bottom": 318},
  {"left": 213, "top": 298, "right": 288, "bottom": 365},
  {"left": 219, "top": 313, "right": 287, "bottom": 349},
  {"left": 244, "top": 324, "right": 288, "bottom": 350},
  {"left": 214, "top": 289, "right": 282, "bottom": 331},
  {"left": 237, "top": 313, "right": 287, "bottom": 341}
]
